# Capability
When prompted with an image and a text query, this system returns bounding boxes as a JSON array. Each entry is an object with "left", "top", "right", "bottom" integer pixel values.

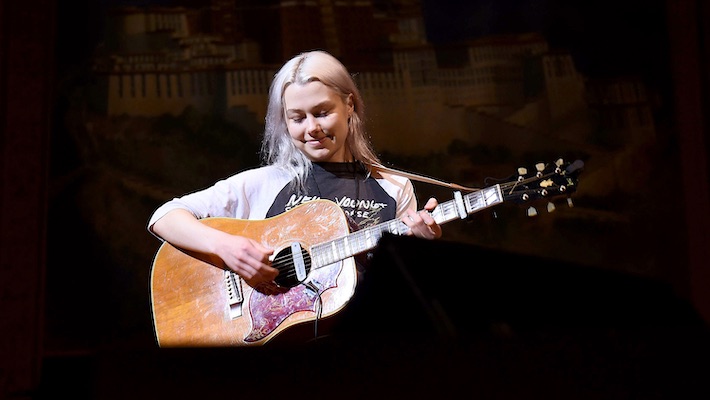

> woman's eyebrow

[{"left": 286, "top": 100, "right": 334, "bottom": 114}]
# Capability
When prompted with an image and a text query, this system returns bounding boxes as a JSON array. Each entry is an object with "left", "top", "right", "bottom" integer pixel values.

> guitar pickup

[{"left": 224, "top": 270, "right": 244, "bottom": 319}]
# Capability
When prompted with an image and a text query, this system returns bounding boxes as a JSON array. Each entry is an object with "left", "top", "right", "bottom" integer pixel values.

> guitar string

[
  {"left": 270, "top": 164, "right": 571, "bottom": 283},
  {"left": 498, "top": 168, "right": 564, "bottom": 195},
  {"left": 269, "top": 188, "right": 479, "bottom": 280},
  {"left": 274, "top": 162, "right": 558, "bottom": 279},
  {"left": 268, "top": 211, "right": 420, "bottom": 282}
]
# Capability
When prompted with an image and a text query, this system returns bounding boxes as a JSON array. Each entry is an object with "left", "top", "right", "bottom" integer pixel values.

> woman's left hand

[{"left": 403, "top": 197, "right": 442, "bottom": 240}]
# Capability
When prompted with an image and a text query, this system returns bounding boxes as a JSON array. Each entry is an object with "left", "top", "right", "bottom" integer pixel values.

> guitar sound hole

[{"left": 273, "top": 245, "right": 312, "bottom": 288}]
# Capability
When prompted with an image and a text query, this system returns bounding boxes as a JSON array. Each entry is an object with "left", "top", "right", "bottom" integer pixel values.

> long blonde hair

[{"left": 261, "top": 50, "right": 380, "bottom": 191}]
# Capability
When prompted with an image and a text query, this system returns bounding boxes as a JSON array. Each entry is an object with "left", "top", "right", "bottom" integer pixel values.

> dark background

[{"left": 2, "top": 0, "right": 710, "bottom": 398}]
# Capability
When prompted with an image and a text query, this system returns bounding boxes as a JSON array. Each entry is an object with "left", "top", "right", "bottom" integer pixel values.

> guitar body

[{"left": 150, "top": 200, "right": 357, "bottom": 347}]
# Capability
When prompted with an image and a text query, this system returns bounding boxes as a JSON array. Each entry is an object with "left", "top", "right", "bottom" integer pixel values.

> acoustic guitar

[{"left": 150, "top": 159, "right": 583, "bottom": 347}]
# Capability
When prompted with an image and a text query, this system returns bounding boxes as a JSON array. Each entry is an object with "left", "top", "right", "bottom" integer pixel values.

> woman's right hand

[
  {"left": 213, "top": 235, "right": 285, "bottom": 294},
  {"left": 151, "top": 209, "right": 285, "bottom": 294}
]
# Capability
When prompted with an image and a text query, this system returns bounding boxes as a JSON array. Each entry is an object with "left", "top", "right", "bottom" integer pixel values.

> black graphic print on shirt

[{"left": 266, "top": 162, "right": 397, "bottom": 231}]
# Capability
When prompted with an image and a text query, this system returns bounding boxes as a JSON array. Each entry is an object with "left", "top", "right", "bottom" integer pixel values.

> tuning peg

[
  {"left": 527, "top": 206, "right": 538, "bottom": 217},
  {"left": 518, "top": 167, "right": 527, "bottom": 175},
  {"left": 535, "top": 163, "right": 545, "bottom": 178},
  {"left": 555, "top": 158, "right": 564, "bottom": 173},
  {"left": 517, "top": 167, "right": 527, "bottom": 181},
  {"left": 547, "top": 202, "right": 556, "bottom": 213},
  {"left": 567, "top": 198, "right": 574, "bottom": 208}
]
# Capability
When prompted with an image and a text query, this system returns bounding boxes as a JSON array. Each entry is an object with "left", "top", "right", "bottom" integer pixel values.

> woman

[{"left": 148, "top": 50, "right": 441, "bottom": 295}]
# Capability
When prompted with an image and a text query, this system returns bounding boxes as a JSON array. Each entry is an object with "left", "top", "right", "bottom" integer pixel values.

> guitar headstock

[{"left": 493, "top": 158, "right": 583, "bottom": 216}]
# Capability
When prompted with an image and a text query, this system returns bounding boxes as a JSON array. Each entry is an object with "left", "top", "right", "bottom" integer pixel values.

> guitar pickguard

[{"left": 244, "top": 261, "right": 341, "bottom": 342}]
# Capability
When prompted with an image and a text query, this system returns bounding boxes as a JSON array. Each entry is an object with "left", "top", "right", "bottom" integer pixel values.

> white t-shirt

[{"left": 147, "top": 162, "right": 418, "bottom": 238}]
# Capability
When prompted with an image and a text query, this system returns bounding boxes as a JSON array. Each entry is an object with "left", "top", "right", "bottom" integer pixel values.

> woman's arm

[{"left": 152, "top": 208, "right": 281, "bottom": 292}]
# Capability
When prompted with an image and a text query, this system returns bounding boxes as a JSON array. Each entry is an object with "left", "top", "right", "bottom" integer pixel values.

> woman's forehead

[{"left": 284, "top": 81, "right": 342, "bottom": 109}]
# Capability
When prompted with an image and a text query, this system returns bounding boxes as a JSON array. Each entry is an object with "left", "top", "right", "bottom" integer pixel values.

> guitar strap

[{"left": 371, "top": 162, "right": 479, "bottom": 192}]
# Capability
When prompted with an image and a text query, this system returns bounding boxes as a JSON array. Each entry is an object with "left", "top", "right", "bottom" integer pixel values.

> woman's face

[{"left": 283, "top": 81, "right": 353, "bottom": 163}]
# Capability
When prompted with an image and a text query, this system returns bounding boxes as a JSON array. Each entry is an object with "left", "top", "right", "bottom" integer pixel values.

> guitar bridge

[{"left": 224, "top": 270, "right": 244, "bottom": 319}]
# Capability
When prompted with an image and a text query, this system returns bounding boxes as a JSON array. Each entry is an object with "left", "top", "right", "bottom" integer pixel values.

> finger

[
  {"left": 420, "top": 212, "right": 440, "bottom": 235},
  {"left": 253, "top": 241, "right": 274, "bottom": 257},
  {"left": 250, "top": 261, "right": 279, "bottom": 281},
  {"left": 416, "top": 210, "right": 442, "bottom": 239},
  {"left": 230, "top": 255, "right": 277, "bottom": 281},
  {"left": 426, "top": 222, "right": 442, "bottom": 239},
  {"left": 424, "top": 197, "right": 438, "bottom": 211},
  {"left": 403, "top": 210, "right": 419, "bottom": 235},
  {"left": 418, "top": 209, "right": 434, "bottom": 224},
  {"left": 410, "top": 214, "right": 431, "bottom": 238},
  {"left": 242, "top": 243, "right": 277, "bottom": 272}
]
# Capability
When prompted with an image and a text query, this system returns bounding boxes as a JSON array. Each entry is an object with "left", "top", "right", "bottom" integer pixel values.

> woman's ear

[{"left": 346, "top": 93, "right": 354, "bottom": 114}]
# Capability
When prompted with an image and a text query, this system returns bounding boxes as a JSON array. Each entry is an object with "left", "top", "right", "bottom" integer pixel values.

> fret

[
  {"left": 384, "top": 221, "right": 394, "bottom": 236},
  {"left": 314, "top": 240, "right": 336, "bottom": 268},
  {"left": 343, "top": 235, "right": 351, "bottom": 257},
  {"left": 488, "top": 185, "right": 503, "bottom": 205},
  {"left": 464, "top": 185, "right": 502, "bottom": 213},
  {"left": 370, "top": 226, "right": 383, "bottom": 244},
  {"left": 330, "top": 241, "right": 338, "bottom": 262},
  {"left": 464, "top": 191, "right": 480, "bottom": 212},
  {"left": 350, "top": 230, "right": 363, "bottom": 255},
  {"left": 432, "top": 199, "right": 460, "bottom": 225},
  {"left": 379, "top": 224, "right": 388, "bottom": 237},
  {"left": 445, "top": 200, "right": 459, "bottom": 220},
  {"left": 388, "top": 219, "right": 407, "bottom": 236},
  {"left": 430, "top": 205, "right": 444, "bottom": 222},
  {"left": 365, "top": 227, "right": 375, "bottom": 249},
  {"left": 311, "top": 244, "right": 323, "bottom": 268}
]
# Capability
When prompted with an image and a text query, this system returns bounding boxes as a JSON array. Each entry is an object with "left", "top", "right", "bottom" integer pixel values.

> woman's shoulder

[
  {"left": 212, "top": 165, "right": 293, "bottom": 198},
  {"left": 221, "top": 165, "right": 294, "bottom": 212}
]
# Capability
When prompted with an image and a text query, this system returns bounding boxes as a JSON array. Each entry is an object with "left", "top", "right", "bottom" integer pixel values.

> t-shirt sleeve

[
  {"left": 146, "top": 166, "right": 289, "bottom": 238},
  {"left": 146, "top": 176, "right": 248, "bottom": 236},
  {"left": 375, "top": 171, "right": 418, "bottom": 218},
  {"left": 396, "top": 178, "right": 417, "bottom": 217}
]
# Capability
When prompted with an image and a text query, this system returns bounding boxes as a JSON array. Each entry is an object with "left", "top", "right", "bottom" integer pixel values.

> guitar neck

[{"left": 310, "top": 184, "right": 503, "bottom": 268}]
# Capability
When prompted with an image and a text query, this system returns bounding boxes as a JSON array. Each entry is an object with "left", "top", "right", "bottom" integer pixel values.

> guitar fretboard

[{"left": 310, "top": 184, "right": 503, "bottom": 268}]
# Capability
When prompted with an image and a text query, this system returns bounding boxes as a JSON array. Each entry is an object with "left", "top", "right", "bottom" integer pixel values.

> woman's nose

[{"left": 306, "top": 115, "right": 320, "bottom": 133}]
